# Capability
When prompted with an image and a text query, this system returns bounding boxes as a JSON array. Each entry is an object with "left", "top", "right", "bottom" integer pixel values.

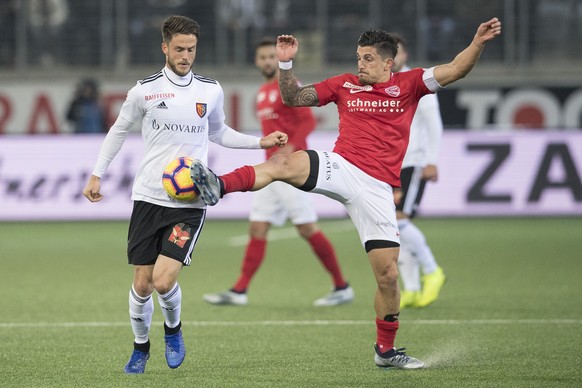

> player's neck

[
  {"left": 163, "top": 65, "right": 193, "bottom": 86},
  {"left": 380, "top": 71, "right": 392, "bottom": 83}
]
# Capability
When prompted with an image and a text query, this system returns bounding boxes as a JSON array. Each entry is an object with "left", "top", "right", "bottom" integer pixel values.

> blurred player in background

[
  {"left": 82, "top": 15, "right": 287, "bottom": 375},
  {"left": 391, "top": 34, "right": 446, "bottom": 308},
  {"left": 203, "top": 38, "right": 354, "bottom": 307},
  {"left": 190, "top": 18, "right": 501, "bottom": 369}
]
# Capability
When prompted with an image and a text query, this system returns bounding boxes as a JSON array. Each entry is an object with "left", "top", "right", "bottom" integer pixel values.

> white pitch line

[
  {"left": 228, "top": 220, "right": 355, "bottom": 247},
  {"left": 1, "top": 319, "right": 581, "bottom": 329}
]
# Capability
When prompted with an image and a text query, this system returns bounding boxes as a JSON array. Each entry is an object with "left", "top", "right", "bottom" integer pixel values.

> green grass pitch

[{"left": 1, "top": 217, "right": 581, "bottom": 387}]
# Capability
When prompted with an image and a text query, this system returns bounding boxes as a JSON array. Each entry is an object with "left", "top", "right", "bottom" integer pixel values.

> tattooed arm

[
  {"left": 278, "top": 70, "right": 319, "bottom": 107},
  {"left": 276, "top": 35, "right": 320, "bottom": 107}
]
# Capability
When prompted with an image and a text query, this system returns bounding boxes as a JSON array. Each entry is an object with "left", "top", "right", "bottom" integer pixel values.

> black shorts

[
  {"left": 127, "top": 201, "right": 206, "bottom": 266},
  {"left": 395, "top": 166, "right": 427, "bottom": 218}
]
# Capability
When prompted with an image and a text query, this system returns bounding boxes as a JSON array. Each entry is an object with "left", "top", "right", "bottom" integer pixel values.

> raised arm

[
  {"left": 276, "top": 35, "right": 319, "bottom": 107},
  {"left": 433, "top": 18, "right": 501, "bottom": 87}
]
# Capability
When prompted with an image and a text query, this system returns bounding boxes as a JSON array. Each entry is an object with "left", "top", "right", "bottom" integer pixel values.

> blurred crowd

[{"left": 1, "top": 0, "right": 582, "bottom": 69}]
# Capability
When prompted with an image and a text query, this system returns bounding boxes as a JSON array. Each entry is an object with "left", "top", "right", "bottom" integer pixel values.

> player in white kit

[
  {"left": 82, "top": 16, "right": 287, "bottom": 374},
  {"left": 391, "top": 34, "right": 447, "bottom": 309}
]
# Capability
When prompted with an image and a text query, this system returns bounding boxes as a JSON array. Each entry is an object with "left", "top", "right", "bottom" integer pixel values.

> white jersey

[
  {"left": 92, "top": 66, "right": 261, "bottom": 208},
  {"left": 401, "top": 66, "right": 444, "bottom": 168}
]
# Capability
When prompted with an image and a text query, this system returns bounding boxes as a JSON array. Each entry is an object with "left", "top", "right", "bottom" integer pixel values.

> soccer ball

[{"left": 162, "top": 157, "right": 199, "bottom": 201}]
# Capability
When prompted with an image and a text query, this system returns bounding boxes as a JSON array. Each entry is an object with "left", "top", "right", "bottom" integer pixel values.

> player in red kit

[
  {"left": 191, "top": 19, "right": 501, "bottom": 369},
  {"left": 203, "top": 38, "right": 353, "bottom": 307}
]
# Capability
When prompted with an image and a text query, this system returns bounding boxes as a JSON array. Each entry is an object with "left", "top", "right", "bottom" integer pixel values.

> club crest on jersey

[
  {"left": 385, "top": 86, "right": 401, "bottom": 97},
  {"left": 196, "top": 102, "right": 207, "bottom": 118}
]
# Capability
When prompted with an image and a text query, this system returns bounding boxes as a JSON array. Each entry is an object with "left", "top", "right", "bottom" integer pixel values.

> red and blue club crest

[{"left": 196, "top": 102, "right": 207, "bottom": 118}]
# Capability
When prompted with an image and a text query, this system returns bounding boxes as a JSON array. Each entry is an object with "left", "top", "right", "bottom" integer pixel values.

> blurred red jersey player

[{"left": 202, "top": 38, "right": 353, "bottom": 307}]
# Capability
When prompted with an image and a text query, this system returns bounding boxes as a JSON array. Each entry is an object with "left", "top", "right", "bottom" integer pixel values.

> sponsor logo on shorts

[
  {"left": 168, "top": 223, "right": 191, "bottom": 248},
  {"left": 376, "top": 220, "right": 397, "bottom": 229},
  {"left": 323, "top": 151, "right": 332, "bottom": 180}
]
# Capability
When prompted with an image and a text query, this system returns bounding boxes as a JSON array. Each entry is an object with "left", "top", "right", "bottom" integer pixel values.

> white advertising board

[
  {"left": 0, "top": 133, "right": 346, "bottom": 221},
  {"left": 0, "top": 132, "right": 581, "bottom": 221}
]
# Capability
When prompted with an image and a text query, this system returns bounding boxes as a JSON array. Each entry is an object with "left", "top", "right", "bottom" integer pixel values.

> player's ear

[
  {"left": 385, "top": 57, "right": 394, "bottom": 71},
  {"left": 161, "top": 42, "right": 168, "bottom": 56}
]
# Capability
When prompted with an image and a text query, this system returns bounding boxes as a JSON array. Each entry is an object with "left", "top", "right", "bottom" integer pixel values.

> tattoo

[
  {"left": 296, "top": 86, "right": 318, "bottom": 106},
  {"left": 279, "top": 69, "right": 319, "bottom": 107}
]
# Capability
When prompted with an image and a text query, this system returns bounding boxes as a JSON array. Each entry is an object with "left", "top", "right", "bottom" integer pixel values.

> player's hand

[
  {"left": 260, "top": 131, "right": 288, "bottom": 149},
  {"left": 82, "top": 175, "right": 104, "bottom": 202},
  {"left": 276, "top": 35, "right": 299, "bottom": 62},
  {"left": 393, "top": 188, "right": 403, "bottom": 206},
  {"left": 422, "top": 164, "right": 438, "bottom": 182},
  {"left": 473, "top": 17, "right": 501, "bottom": 47}
]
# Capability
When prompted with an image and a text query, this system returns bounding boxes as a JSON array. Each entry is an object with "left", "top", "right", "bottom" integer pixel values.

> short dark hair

[
  {"left": 390, "top": 33, "right": 408, "bottom": 50},
  {"left": 255, "top": 37, "right": 277, "bottom": 50},
  {"left": 357, "top": 29, "right": 398, "bottom": 59},
  {"left": 161, "top": 15, "right": 200, "bottom": 43}
]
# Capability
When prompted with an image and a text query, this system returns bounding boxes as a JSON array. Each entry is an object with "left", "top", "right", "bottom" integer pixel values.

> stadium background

[
  {"left": 1, "top": 2, "right": 581, "bottom": 387},
  {"left": 2, "top": 0, "right": 582, "bottom": 133}
]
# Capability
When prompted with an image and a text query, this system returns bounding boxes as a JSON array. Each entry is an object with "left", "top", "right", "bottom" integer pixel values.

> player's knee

[
  {"left": 296, "top": 223, "right": 317, "bottom": 239},
  {"left": 249, "top": 222, "right": 270, "bottom": 239},
  {"left": 375, "top": 262, "right": 399, "bottom": 290},
  {"left": 153, "top": 278, "right": 175, "bottom": 295},
  {"left": 384, "top": 268, "right": 399, "bottom": 286},
  {"left": 265, "top": 154, "right": 291, "bottom": 177},
  {"left": 133, "top": 281, "right": 154, "bottom": 297}
]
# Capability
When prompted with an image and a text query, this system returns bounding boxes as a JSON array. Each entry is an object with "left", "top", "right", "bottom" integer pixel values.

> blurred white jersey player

[{"left": 391, "top": 34, "right": 446, "bottom": 308}]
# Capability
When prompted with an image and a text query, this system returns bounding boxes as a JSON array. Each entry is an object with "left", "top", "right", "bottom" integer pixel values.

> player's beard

[
  {"left": 358, "top": 74, "right": 371, "bottom": 85},
  {"left": 261, "top": 67, "right": 277, "bottom": 80},
  {"left": 168, "top": 59, "right": 193, "bottom": 77}
]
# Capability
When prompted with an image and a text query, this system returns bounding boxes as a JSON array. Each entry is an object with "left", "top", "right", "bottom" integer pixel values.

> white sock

[
  {"left": 158, "top": 283, "right": 182, "bottom": 329},
  {"left": 398, "top": 247, "right": 421, "bottom": 291},
  {"left": 129, "top": 286, "right": 154, "bottom": 344},
  {"left": 398, "top": 219, "right": 438, "bottom": 275}
]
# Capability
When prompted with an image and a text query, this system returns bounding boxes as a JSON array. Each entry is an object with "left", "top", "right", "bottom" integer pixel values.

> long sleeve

[
  {"left": 91, "top": 85, "right": 143, "bottom": 177},
  {"left": 208, "top": 122, "right": 261, "bottom": 149},
  {"left": 416, "top": 94, "right": 443, "bottom": 165}
]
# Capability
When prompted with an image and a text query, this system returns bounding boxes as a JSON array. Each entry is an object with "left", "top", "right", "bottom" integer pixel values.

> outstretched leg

[{"left": 191, "top": 151, "right": 312, "bottom": 205}]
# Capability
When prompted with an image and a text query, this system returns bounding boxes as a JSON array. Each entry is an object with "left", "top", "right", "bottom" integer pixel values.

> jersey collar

[{"left": 163, "top": 66, "right": 193, "bottom": 87}]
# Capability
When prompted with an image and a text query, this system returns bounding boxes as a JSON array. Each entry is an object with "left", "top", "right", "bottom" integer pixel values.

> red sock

[
  {"left": 308, "top": 231, "right": 347, "bottom": 288},
  {"left": 232, "top": 238, "right": 267, "bottom": 292},
  {"left": 221, "top": 166, "right": 256, "bottom": 194},
  {"left": 375, "top": 318, "right": 399, "bottom": 353}
]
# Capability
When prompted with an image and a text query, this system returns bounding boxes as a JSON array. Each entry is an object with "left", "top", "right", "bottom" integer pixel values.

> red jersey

[
  {"left": 256, "top": 79, "right": 316, "bottom": 159},
  {"left": 313, "top": 68, "right": 432, "bottom": 186}
]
